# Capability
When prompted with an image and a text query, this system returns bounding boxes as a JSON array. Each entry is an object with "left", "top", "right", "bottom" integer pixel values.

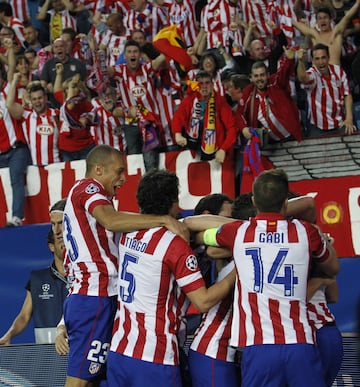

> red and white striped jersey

[
  {"left": 0, "top": 83, "right": 27, "bottom": 153},
  {"left": 104, "top": 33, "right": 127, "bottom": 67},
  {"left": 96, "top": 0, "right": 129, "bottom": 15},
  {"left": 124, "top": 1, "right": 168, "bottom": 42},
  {"left": 239, "top": 0, "right": 272, "bottom": 38},
  {"left": 8, "top": 16, "right": 25, "bottom": 45},
  {"left": 91, "top": 98, "right": 125, "bottom": 151},
  {"left": 22, "top": 108, "right": 61, "bottom": 166},
  {"left": 168, "top": 0, "right": 197, "bottom": 47},
  {"left": 213, "top": 214, "right": 330, "bottom": 347},
  {"left": 201, "top": 0, "right": 242, "bottom": 50},
  {"left": 307, "top": 287, "right": 336, "bottom": 331},
  {"left": 110, "top": 227, "right": 205, "bottom": 365},
  {"left": 267, "top": 0, "right": 298, "bottom": 44},
  {"left": 256, "top": 92, "right": 293, "bottom": 141},
  {"left": 304, "top": 64, "right": 350, "bottom": 130},
  {"left": 112, "top": 62, "right": 161, "bottom": 120},
  {"left": 92, "top": 28, "right": 126, "bottom": 67},
  {"left": 190, "top": 261, "right": 236, "bottom": 362},
  {"left": 63, "top": 178, "right": 119, "bottom": 297},
  {"left": 11, "top": 1, "right": 30, "bottom": 23}
]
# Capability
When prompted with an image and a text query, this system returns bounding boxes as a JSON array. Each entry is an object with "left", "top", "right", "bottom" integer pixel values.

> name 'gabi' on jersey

[{"left": 258, "top": 232, "right": 284, "bottom": 243}]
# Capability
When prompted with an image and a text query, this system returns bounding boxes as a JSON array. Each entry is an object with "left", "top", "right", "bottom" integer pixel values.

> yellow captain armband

[{"left": 203, "top": 228, "right": 220, "bottom": 246}]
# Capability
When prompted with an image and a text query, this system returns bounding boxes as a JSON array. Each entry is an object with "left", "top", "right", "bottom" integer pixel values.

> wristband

[{"left": 203, "top": 228, "right": 220, "bottom": 246}]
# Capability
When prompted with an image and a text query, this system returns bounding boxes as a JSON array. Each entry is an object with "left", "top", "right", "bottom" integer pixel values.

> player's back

[
  {"left": 229, "top": 215, "right": 315, "bottom": 347},
  {"left": 111, "top": 226, "right": 202, "bottom": 365}
]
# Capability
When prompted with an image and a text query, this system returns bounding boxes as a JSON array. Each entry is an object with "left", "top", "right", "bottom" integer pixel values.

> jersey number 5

[
  {"left": 119, "top": 253, "right": 138, "bottom": 303},
  {"left": 246, "top": 247, "right": 298, "bottom": 296}
]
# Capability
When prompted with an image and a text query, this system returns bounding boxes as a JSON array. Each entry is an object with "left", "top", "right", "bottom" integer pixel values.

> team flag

[{"left": 153, "top": 24, "right": 193, "bottom": 72}]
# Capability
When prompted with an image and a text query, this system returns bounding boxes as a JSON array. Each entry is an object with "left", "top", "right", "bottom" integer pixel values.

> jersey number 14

[{"left": 246, "top": 247, "right": 298, "bottom": 296}]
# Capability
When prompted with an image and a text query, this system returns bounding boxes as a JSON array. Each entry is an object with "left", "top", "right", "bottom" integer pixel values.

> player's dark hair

[
  {"left": 137, "top": 170, "right": 179, "bottom": 215},
  {"left": 231, "top": 193, "right": 256, "bottom": 220},
  {"left": 194, "top": 193, "right": 233, "bottom": 215},
  {"left": 50, "top": 198, "right": 67, "bottom": 213},
  {"left": 252, "top": 169, "right": 289, "bottom": 212}
]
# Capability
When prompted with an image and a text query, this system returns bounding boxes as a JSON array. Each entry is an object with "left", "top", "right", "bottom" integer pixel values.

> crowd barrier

[{"left": 0, "top": 337, "right": 359, "bottom": 387}]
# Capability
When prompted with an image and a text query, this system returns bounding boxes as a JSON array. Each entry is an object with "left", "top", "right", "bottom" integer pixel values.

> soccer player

[
  {"left": 107, "top": 170, "right": 236, "bottom": 387},
  {"left": 185, "top": 169, "right": 339, "bottom": 387},
  {"left": 62, "top": 145, "right": 188, "bottom": 387}
]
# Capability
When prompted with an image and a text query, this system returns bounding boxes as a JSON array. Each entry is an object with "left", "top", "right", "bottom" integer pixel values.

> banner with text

[{"left": 0, "top": 150, "right": 359, "bottom": 257}]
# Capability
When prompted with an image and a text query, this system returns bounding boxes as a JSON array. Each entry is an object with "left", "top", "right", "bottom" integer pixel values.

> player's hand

[
  {"left": 163, "top": 215, "right": 190, "bottom": 242},
  {"left": 55, "top": 325, "right": 69, "bottom": 355}
]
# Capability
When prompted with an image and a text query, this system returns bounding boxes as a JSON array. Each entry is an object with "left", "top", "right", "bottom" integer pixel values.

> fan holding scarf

[{"left": 172, "top": 70, "right": 238, "bottom": 163}]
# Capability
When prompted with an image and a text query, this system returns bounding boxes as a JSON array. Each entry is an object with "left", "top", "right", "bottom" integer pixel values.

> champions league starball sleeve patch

[
  {"left": 185, "top": 255, "right": 198, "bottom": 271},
  {"left": 85, "top": 183, "right": 100, "bottom": 194}
]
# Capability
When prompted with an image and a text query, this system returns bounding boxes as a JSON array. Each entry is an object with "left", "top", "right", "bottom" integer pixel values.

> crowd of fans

[{"left": 0, "top": 0, "right": 360, "bottom": 226}]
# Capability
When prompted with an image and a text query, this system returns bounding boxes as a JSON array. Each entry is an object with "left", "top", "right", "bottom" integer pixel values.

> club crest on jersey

[
  {"left": 89, "top": 362, "right": 101, "bottom": 375},
  {"left": 85, "top": 183, "right": 100, "bottom": 194},
  {"left": 185, "top": 255, "right": 198, "bottom": 271}
]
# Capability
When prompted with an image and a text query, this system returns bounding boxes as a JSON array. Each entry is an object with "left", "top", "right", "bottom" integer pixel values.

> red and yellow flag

[{"left": 153, "top": 25, "right": 193, "bottom": 71}]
